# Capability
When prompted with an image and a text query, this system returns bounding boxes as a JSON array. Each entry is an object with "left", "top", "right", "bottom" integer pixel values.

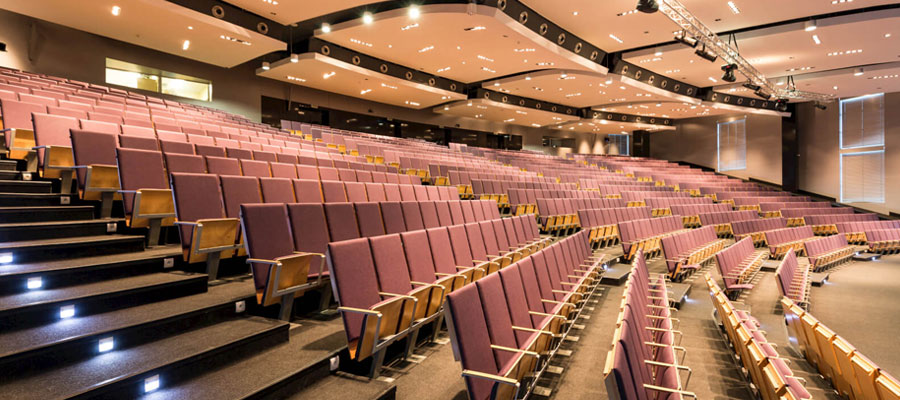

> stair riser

[
  {"left": 0, "top": 160, "right": 18, "bottom": 172},
  {"left": 2, "top": 238, "right": 145, "bottom": 264},
  {"left": 0, "top": 209, "right": 94, "bottom": 223},
  {"left": 243, "top": 349, "right": 342, "bottom": 400},
  {"left": 0, "top": 256, "right": 174, "bottom": 296},
  {"left": 74, "top": 322, "right": 289, "bottom": 400},
  {"left": 0, "top": 222, "right": 114, "bottom": 242},
  {"left": 0, "top": 196, "right": 70, "bottom": 207},
  {"left": 0, "top": 182, "right": 52, "bottom": 194},
  {"left": 0, "top": 297, "right": 251, "bottom": 373},
  {"left": 0, "top": 274, "right": 207, "bottom": 328},
  {"left": 0, "top": 171, "right": 20, "bottom": 180}
]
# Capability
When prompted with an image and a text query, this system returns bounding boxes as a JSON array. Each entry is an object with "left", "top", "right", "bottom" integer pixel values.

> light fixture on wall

[{"left": 743, "top": 83, "right": 761, "bottom": 91}]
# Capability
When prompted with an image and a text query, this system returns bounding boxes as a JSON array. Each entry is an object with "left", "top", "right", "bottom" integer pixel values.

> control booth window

[
  {"left": 717, "top": 118, "right": 746, "bottom": 172},
  {"left": 608, "top": 134, "right": 630, "bottom": 156},
  {"left": 840, "top": 93, "right": 885, "bottom": 203},
  {"left": 105, "top": 58, "right": 212, "bottom": 102}
]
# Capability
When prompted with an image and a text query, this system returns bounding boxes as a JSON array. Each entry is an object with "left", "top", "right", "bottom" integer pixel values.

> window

[
  {"left": 840, "top": 93, "right": 885, "bottom": 203},
  {"left": 608, "top": 134, "right": 630, "bottom": 156},
  {"left": 717, "top": 118, "right": 746, "bottom": 172},
  {"left": 105, "top": 58, "right": 212, "bottom": 101}
]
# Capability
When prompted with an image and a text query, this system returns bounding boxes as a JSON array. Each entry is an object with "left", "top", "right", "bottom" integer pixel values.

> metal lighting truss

[{"left": 657, "top": 0, "right": 834, "bottom": 103}]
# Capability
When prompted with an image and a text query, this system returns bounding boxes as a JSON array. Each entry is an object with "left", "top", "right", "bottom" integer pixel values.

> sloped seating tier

[
  {"left": 434, "top": 231, "right": 607, "bottom": 399},
  {"left": 804, "top": 213, "right": 883, "bottom": 236},
  {"left": 764, "top": 226, "right": 815, "bottom": 259},
  {"left": 715, "top": 237, "right": 767, "bottom": 296},
  {"left": 836, "top": 220, "right": 900, "bottom": 244},
  {"left": 803, "top": 234, "right": 855, "bottom": 272},
  {"left": 661, "top": 226, "right": 728, "bottom": 281},
  {"left": 577, "top": 207, "right": 651, "bottom": 249},
  {"left": 603, "top": 253, "right": 696, "bottom": 400},
  {"left": 707, "top": 277, "right": 812, "bottom": 400},
  {"left": 732, "top": 217, "right": 787, "bottom": 247},
  {"left": 758, "top": 202, "right": 832, "bottom": 217},
  {"left": 448, "top": 170, "right": 557, "bottom": 200},
  {"left": 780, "top": 207, "right": 857, "bottom": 227},
  {"left": 473, "top": 180, "right": 579, "bottom": 210},
  {"left": 620, "top": 190, "right": 688, "bottom": 208},
  {"left": 535, "top": 197, "right": 625, "bottom": 234},
  {"left": 617, "top": 216, "right": 685, "bottom": 261},
  {"left": 730, "top": 196, "right": 813, "bottom": 211},
  {"left": 645, "top": 197, "right": 712, "bottom": 217},
  {"left": 775, "top": 252, "right": 809, "bottom": 308},
  {"left": 698, "top": 210, "right": 759, "bottom": 237},
  {"left": 782, "top": 297, "right": 900, "bottom": 399},
  {"left": 865, "top": 229, "right": 900, "bottom": 254},
  {"left": 670, "top": 203, "right": 732, "bottom": 228},
  {"left": 508, "top": 188, "right": 616, "bottom": 216}
]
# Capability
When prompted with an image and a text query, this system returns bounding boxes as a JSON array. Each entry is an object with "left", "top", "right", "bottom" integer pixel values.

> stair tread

[
  {"left": 0, "top": 280, "right": 254, "bottom": 360},
  {"left": 0, "top": 245, "right": 181, "bottom": 277},
  {"left": 0, "top": 234, "right": 144, "bottom": 251},
  {"left": 0, "top": 316, "right": 287, "bottom": 400},
  {"left": 0, "top": 180, "right": 50, "bottom": 185},
  {"left": 280, "top": 372, "right": 394, "bottom": 400},
  {"left": 0, "top": 272, "right": 205, "bottom": 313},
  {"left": 0, "top": 205, "right": 93, "bottom": 211},
  {"left": 140, "top": 316, "right": 351, "bottom": 400},
  {"left": 0, "top": 219, "right": 124, "bottom": 229}
]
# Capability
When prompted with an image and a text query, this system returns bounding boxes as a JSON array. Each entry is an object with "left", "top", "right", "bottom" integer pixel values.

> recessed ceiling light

[
  {"left": 886, "top": 33, "right": 892, "bottom": 38},
  {"left": 804, "top": 20, "right": 817, "bottom": 32},
  {"left": 418, "top": 45, "right": 434, "bottom": 53},
  {"left": 409, "top": 6, "right": 420, "bottom": 19},
  {"left": 437, "top": 67, "right": 451, "bottom": 73},
  {"left": 360, "top": 89, "right": 372, "bottom": 95},
  {"left": 286, "top": 75, "right": 305, "bottom": 82},
  {"left": 401, "top": 23, "right": 419, "bottom": 31},
  {"left": 727, "top": 1, "right": 740, "bottom": 14},
  {"left": 187, "top": 26, "right": 193, "bottom": 30},
  {"left": 477, "top": 55, "right": 494, "bottom": 62},
  {"left": 111, "top": 5, "right": 121, "bottom": 16},
  {"left": 525, "top": 76, "right": 531, "bottom": 80},
  {"left": 609, "top": 34, "right": 624, "bottom": 44},
  {"left": 573, "top": 11, "right": 579, "bottom": 16},
  {"left": 323, "top": 72, "right": 336, "bottom": 79},
  {"left": 708, "top": 77, "right": 718, "bottom": 82},
  {"left": 362, "top": 12, "right": 374, "bottom": 24},
  {"left": 654, "top": 49, "right": 663, "bottom": 57},
  {"left": 182, "top": 40, "right": 190, "bottom": 51},
  {"left": 350, "top": 38, "right": 373, "bottom": 47},
  {"left": 290, "top": 54, "right": 299, "bottom": 63},
  {"left": 854, "top": 67, "right": 864, "bottom": 76},
  {"left": 833, "top": 86, "right": 839, "bottom": 90},
  {"left": 321, "top": 23, "right": 331, "bottom": 33},
  {"left": 261, "top": 61, "right": 270, "bottom": 70},
  {"left": 812, "top": 35, "right": 821, "bottom": 45},
  {"left": 464, "top": 26, "right": 486, "bottom": 31}
]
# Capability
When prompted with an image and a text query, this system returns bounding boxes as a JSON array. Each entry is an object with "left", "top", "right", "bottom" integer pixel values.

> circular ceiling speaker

[
  {"left": 257, "top": 22, "right": 269, "bottom": 35},
  {"left": 211, "top": 5, "right": 225, "bottom": 18}
]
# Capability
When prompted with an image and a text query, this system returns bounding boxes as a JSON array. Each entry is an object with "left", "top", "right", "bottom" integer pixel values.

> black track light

[
  {"left": 743, "top": 83, "right": 761, "bottom": 91},
  {"left": 721, "top": 64, "right": 737, "bottom": 83},
  {"left": 775, "top": 99, "right": 789, "bottom": 112},
  {"left": 695, "top": 45, "right": 717, "bottom": 62},
  {"left": 814, "top": 102, "right": 827, "bottom": 110},
  {"left": 673, "top": 32, "right": 699, "bottom": 48},
  {"left": 754, "top": 89, "right": 772, "bottom": 100},
  {"left": 636, "top": 0, "right": 659, "bottom": 13}
]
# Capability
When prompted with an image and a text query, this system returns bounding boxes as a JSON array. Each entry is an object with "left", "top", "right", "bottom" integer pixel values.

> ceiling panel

[
  {"left": 521, "top": 0, "right": 898, "bottom": 52},
  {"left": 0, "top": 0, "right": 285, "bottom": 68},
  {"left": 316, "top": 3, "right": 604, "bottom": 83},
  {"left": 223, "top": 0, "right": 382, "bottom": 25},
  {"left": 257, "top": 53, "right": 466, "bottom": 110},
  {"left": 551, "top": 118, "right": 676, "bottom": 135},
  {"left": 595, "top": 101, "right": 739, "bottom": 119},
  {"left": 623, "top": 9, "right": 900, "bottom": 88},
  {"left": 435, "top": 98, "right": 580, "bottom": 128}
]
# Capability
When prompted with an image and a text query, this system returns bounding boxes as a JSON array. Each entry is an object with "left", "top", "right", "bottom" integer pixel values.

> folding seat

[
  {"left": 220, "top": 175, "right": 262, "bottom": 219},
  {"left": 383, "top": 183, "right": 402, "bottom": 201},
  {"left": 252, "top": 150, "right": 277, "bottom": 163},
  {"left": 320, "top": 180, "right": 347, "bottom": 203},
  {"left": 328, "top": 238, "right": 416, "bottom": 370},
  {"left": 293, "top": 164, "right": 316, "bottom": 180},
  {"left": 325, "top": 202, "right": 361, "bottom": 242},
  {"left": 385, "top": 173, "right": 400, "bottom": 184},
  {"left": 424, "top": 186, "right": 441, "bottom": 201},
  {"left": 205, "top": 156, "right": 241, "bottom": 176},
  {"left": 401, "top": 201, "right": 426, "bottom": 231},
  {"left": 344, "top": 182, "right": 369, "bottom": 202},
  {"left": 399, "top": 184, "right": 417, "bottom": 201},
  {"left": 276, "top": 153, "right": 298, "bottom": 165},
  {"left": 370, "top": 234, "right": 444, "bottom": 324},
  {"left": 260, "top": 177, "right": 295, "bottom": 203},
  {"left": 419, "top": 201, "right": 441, "bottom": 229},
  {"left": 363, "top": 183, "right": 386, "bottom": 202},
  {"left": 239, "top": 159, "right": 270, "bottom": 178},
  {"left": 155, "top": 138, "right": 193, "bottom": 155},
  {"left": 460, "top": 201, "right": 477, "bottom": 223},
  {"left": 465, "top": 223, "right": 507, "bottom": 273},
  {"left": 371, "top": 171, "right": 387, "bottom": 184},
  {"left": 356, "top": 170, "right": 373, "bottom": 183},
  {"left": 68, "top": 130, "right": 120, "bottom": 217},
  {"left": 381, "top": 201, "right": 407, "bottom": 234},
  {"left": 402, "top": 230, "right": 467, "bottom": 294},
  {"left": 448, "top": 201, "right": 466, "bottom": 225},
  {"left": 30, "top": 113, "right": 79, "bottom": 189},
  {"left": 319, "top": 167, "right": 340, "bottom": 181},
  {"left": 170, "top": 172, "right": 241, "bottom": 280},
  {"left": 269, "top": 162, "right": 296, "bottom": 179},
  {"left": 225, "top": 147, "right": 253, "bottom": 160},
  {"left": 355, "top": 202, "right": 386, "bottom": 237},
  {"left": 117, "top": 133, "right": 157, "bottom": 151},
  {"left": 19, "top": 93, "right": 58, "bottom": 107},
  {"left": 434, "top": 201, "right": 454, "bottom": 227},
  {"left": 338, "top": 168, "right": 357, "bottom": 182},
  {"left": 195, "top": 144, "right": 226, "bottom": 158},
  {"left": 287, "top": 179, "right": 320, "bottom": 203}
]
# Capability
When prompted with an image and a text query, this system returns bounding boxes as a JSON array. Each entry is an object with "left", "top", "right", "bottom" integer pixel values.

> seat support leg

[
  {"left": 278, "top": 292, "right": 296, "bottom": 321},
  {"left": 405, "top": 327, "right": 422, "bottom": 358},
  {"left": 59, "top": 170, "right": 74, "bottom": 195},
  {"left": 318, "top": 285, "right": 333, "bottom": 312},
  {"left": 206, "top": 252, "right": 221, "bottom": 282},
  {"left": 99, "top": 191, "right": 115, "bottom": 220},
  {"left": 147, "top": 218, "right": 163, "bottom": 247},
  {"left": 368, "top": 348, "right": 388, "bottom": 379}
]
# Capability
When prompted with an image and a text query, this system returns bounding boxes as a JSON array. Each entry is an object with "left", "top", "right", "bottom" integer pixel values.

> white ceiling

[
  {"left": 0, "top": 0, "right": 285, "bottom": 68},
  {"left": 435, "top": 98, "right": 581, "bottom": 128},
  {"left": 623, "top": 8, "right": 900, "bottom": 93},
  {"left": 315, "top": 3, "right": 604, "bottom": 83},
  {"left": 257, "top": 53, "right": 466, "bottom": 110},
  {"left": 521, "top": 0, "right": 898, "bottom": 53},
  {"left": 552, "top": 118, "right": 676, "bottom": 135},
  {"left": 223, "top": 0, "right": 382, "bottom": 25}
]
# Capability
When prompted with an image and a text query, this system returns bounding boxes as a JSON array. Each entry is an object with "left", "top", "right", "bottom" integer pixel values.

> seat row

[
  {"left": 732, "top": 217, "right": 788, "bottom": 247},
  {"left": 708, "top": 277, "right": 811, "bottom": 400},
  {"left": 661, "top": 226, "right": 728, "bottom": 281},
  {"left": 775, "top": 252, "right": 810, "bottom": 308},
  {"left": 698, "top": 210, "right": 759, "bottom": 237},
  {"left": 758, "top": 202, "right": 831, "bottom": 218},
  {"left": 836, "top": 220, "right": 900, "bottom": 244},
  {"left": 621, "top": 190, "right": 690, "bottom": 207},
  {"left": 765, "top": 226, "right": 814, "bottom": 259},
  {"left": 604, "top": 253, "right": 695, "bottom": 400},
  {"left": 782, "top": 297, "right": 900, "bottom": 400},
  {"left": 780, "top": 207, "right": 856, "bottom": 227},
  {"left": 618, "top": 216, "right": 685, "bottom": 261},
  {"left": 865, "top": 229, "right": 900, "bottom": 254},
  {"left": 804, "top": 213, "right": 881, "bottom": 235},
  {"left": 577, "top": 206, "right": 651, "bottom": 249},
  {"left": 439, "top": 231, "right": 606, "bottom": 399},
  {"left": 645, "top": 196, "right": 712, "bottom": 218},
  {"left": 670, "top": 203, "right": 732, "bottom": 228},
  {"left": 804, "top": 234, "right": 855, "bottom": 272},
  {"left": 715, "top": 237, "right": 767, "bottom": 297},
  {"left": 731, "top": 196, "right": 812, "bottom": 211},
  {"left": 510, "top": 189, "right": 617, "bottom": 216}
]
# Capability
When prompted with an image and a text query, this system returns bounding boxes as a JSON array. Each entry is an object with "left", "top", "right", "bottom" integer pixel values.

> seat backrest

[
  {"left": 259, "top": 177, "right": 295, "bottom": 203},
  {"left": 69, "top": 129, "right": 118, "bottom": 187},
  {"left": 219, "top": 175, "right": 262, "bottom": 218},
  {"left": 355, "top": 202, "right": 386, "bottom": 237},
  {"left": 0, "top": 99, "right": 46, "bottom": 131},
  {"left": 419, "top": 201, "right": 441, "bottom": 229},
  {"left": 345, "top": 182, "right": 368, "bottom": 202},
  {"left": 401, "top": 230, "right": 440, "bottom": 284},
  {"left": 365, "top": 183, "right": 387, "bottom": 202},
  {"left": 240, "top": 203, "right": 294, "bottom": 291},
  {"left": 205, "top": 156, "right": 241, "bottom": 176},
  {"left": 321, "top": 180, "right": 347, "bottom": 203},
  {"left": 328, "top": 238, "right": 385, "bottom": 343},
  {"left": 401, "top": 201, "right": 425, "bottom": 231},
  {"left": 369, "top": 234, "right": 414, "bottom": 294},
  {"left": 240, "top": 159, "right": 271, "bottom": 178},
  {"left": 287, "top": 203, "right": 329, "bottom": 254},
  {"left": 324, "top": 202, "right": 360, "bottom": 242},
  {"left": 380, "top": 201, "right": 406, "bottom": 234}
]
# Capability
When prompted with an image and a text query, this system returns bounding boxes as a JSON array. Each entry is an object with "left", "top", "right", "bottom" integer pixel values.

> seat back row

[
  {"left": 661, "top": 225, "right": 727, "bottom": 281},
  {"left": 536, "top": 197, "right": 626, "bottom": 233},
  {"left": 764, "top": 226, "right": 815, "bottom": 259},
  {"left": 780, "top": 207, "right": 856, "bottom": 226},
  {"left": 803, "top": 234, "right": 855, "bottom": 272},
  {"left": 782, "top": 297, "right": 900, "bottom": 400},
  {"left": 865, "top": 229, "right": 900, "bottom": 254},
  {"left": 731, "top": 217, "right": 787, "bottom": 247},
  {"left": 671, "top": 203, "right": 733, "bottom": 228},
  {"left": 697, "top": 210, "right": 759, "bottom": 237},
  {"left": 618, "top": 216, "right": 684, "bottom": 261},
  {"left": 758, "top": 201, "right": 831, "bottom": 217},
  {"left": 836, "top": 220, "right": 900, "bottom": 244},
  {"left": 775, "top": 252, "right": 809, "bottom": 308},
  {"left": 715, "top": 237, "right": 767, "bottom": 295},
  {"left": 804, "top": 213, "right": 881, "bottom": 235},
  {"left": 620, "top": 190, "right": 687, "bottom": 206},
  {"left": 731, "top": 196, "right": 813, "bottom": 210},
  {"left": 577, "top": 207, "right": 651, "bottom": 248},
  {"left": 646, "top": 196, "right": 713, "bottom": 217}
]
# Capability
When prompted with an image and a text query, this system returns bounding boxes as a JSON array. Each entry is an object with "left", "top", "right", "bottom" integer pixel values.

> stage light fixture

[
  {"left": 695, "top": 45, "right": 717, "bottom": 62},
  {"left": 674, "top": 32, "right": 699, "bottom": 48},
  {"left": 775, "top": 99, "right": 789, "bottom": 112},
  {"left": 721, "top": 64, "right": 737, "bottom": 82},
  {"left": 754, "top": 89, "right": 772, "bottom": 100},
  {"left": 743, "top": 83, "right": 761, "bottom": 91},
  {"left": 636, "top": 0, "right": 659, "bottom": 13}
]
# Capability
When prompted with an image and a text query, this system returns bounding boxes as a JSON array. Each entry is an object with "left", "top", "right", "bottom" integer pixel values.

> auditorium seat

[{"left": 116, "top": 147, "right": 175, "bottom": 244}]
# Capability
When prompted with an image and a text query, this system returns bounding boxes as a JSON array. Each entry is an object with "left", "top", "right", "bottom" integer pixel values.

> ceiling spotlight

[
  {"left": 636, "top": 0, "right": 659, "bottom": 13},
  {"left": 674, "top": 32, "right": 699, "bottom": 48},
  {"left": 804, "top": 20, "right": 817, "bottom": 32},
  {"left": 409, "top": 6, "right": 421, "bottom": 19},
  {"left": 721, "top": 64, "right": 737, "bottom": 82},
  {"left": 362, "top": 12, "right": 374, "bottom": 24},
  {"left": 743, "top": 83, "right": 761, "bottom": 91},
  {"left": 775, "top": 98, "right": 789, "bottom": 112},
  {"left": 695, "top": 45, "right": 718, "bottom": 62},
  {"left": 111, "top": 5, "right": 121, "bottom": 16},
  {"left": 321, "top": 23, "right": 331, "bottom": 33},
  {"left": 854, "top": 67, "right": 864, "bottom": 76},
  {"left": 261, "top": 61, "right": 270, "bottom": 71},
  {"left": 754, "top": 89, "right": 772, "bottom": 100},
  {"left": 290, "top": 54, "right": 299, "bottom": 63}
]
